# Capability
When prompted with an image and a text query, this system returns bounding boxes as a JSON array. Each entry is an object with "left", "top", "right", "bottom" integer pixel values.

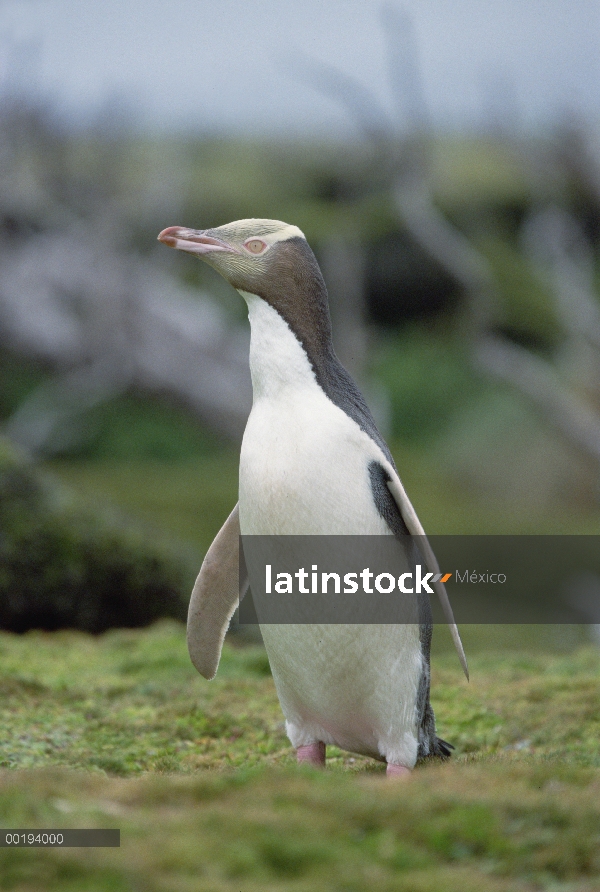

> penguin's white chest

[
  {"left": 238, "top": 293, "right": 390, "bottom": 536},
  {"left": 237, "top": 294, "right": 422, "bottom": 767},
  {"left": 240, "top": 389, "right": 390, "bottom": 536}
]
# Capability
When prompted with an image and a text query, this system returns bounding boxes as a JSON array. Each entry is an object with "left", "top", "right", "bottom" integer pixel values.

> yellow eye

[{"left": 245, "top": 239, "right": 267, "bottom": 254}]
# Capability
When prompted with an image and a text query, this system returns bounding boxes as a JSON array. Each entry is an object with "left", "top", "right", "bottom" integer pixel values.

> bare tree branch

[
  {"left": 282, "top": 49, "right": 393, "bottom": 148},
  {"left": 380, "top": 4, "right": 431, "bottom": 133},
  {"left": 522, "top": 205, "right": 600, "bottom": 351},
  {"left": 476, "top": 334, "right": 600, "bottom": 465}
]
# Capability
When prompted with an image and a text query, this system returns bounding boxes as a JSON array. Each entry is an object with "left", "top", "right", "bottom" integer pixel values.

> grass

[
  {"left": 2, "top": 761, "right": 600, "bottom": 892},
  {"left": 0, "top": 621, "right": 599, "bottom": 890}
]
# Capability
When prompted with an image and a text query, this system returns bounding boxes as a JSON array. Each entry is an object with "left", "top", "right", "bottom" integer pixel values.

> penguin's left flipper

[
  {"left": 187, "top": 502, "right": 246, "bottom": 680},
  {"left": 386, "top": 474, "right": 469, "bottom": 681}
]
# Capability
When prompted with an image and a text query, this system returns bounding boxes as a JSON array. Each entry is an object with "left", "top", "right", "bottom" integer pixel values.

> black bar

[
  {"left": 1, "top": 830, "right": 120, "bottom": 847},
  {"left": 239, "top": 534, "right": 600, "bottom": 624}
]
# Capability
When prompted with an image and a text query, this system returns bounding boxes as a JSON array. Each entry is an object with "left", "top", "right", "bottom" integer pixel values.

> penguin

[{"left": 157, "top": 219, "right": 468, "bottom": 777}]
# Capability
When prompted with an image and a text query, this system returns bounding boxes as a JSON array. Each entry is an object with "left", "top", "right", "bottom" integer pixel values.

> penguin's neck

[
  {"left": 240, "top": 291, "right": 330, "bottom": 403},
  {"left": 239, "top": 289, "right": 393, "bottom": 466}
]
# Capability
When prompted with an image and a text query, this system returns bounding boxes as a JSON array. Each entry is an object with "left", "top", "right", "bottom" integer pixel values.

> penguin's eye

[{"left": 244, "top": 239, "right": 267, "bottom": 254}]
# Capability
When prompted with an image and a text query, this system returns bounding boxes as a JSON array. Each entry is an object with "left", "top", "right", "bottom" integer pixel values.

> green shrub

[{"left": 0, "top": 438, "right": 192, "bottom": 633}]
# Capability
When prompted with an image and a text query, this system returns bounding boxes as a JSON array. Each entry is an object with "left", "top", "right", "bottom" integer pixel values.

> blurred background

[{"left": 1, "top": 0, "right": 600, "bottom": 634}]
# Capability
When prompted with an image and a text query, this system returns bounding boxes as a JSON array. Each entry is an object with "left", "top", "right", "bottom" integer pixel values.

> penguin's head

[{"left": 158, "top": 218, "right": 331, "bottom": 342}]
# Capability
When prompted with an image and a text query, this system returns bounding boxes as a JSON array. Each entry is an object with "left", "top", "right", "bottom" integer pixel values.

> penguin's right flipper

[
  {"left": 386, "top": 474, "right": 469, "bottom": 681},
  {"left": 187, "top": 502, "right": 246, "bottom": 680}
]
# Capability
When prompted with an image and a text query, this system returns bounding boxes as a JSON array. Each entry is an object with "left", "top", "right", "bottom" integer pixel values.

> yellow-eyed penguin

[{"left": 158, "top": 219, "right": 468, "bottom": 777}]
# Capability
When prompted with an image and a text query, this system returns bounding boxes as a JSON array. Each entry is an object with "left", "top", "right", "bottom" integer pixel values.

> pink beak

[{"left": 157, "top": 227, "right": 237, "bottom": 256}]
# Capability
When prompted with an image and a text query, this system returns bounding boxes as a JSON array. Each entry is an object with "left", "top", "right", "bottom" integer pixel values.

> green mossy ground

[{"left": 0, "top": 621, "right": 599, "bottom": 890}]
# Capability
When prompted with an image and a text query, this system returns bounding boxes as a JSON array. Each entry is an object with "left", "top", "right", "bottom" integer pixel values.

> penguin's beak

[{"left": 157, "top": 227, "right": 238, "bottom": 256}]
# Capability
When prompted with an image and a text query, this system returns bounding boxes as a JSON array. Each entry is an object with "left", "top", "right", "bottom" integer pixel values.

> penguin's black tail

[{"left": 432, "top": 737, "right": 454, "bottom": 759}]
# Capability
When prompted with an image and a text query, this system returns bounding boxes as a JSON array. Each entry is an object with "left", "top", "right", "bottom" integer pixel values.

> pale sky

[{"left": 0, "top": 0, "right": 598, "bottom": 134}]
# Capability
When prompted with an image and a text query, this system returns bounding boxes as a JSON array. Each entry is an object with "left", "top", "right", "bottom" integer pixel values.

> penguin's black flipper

[
  {"left": 367, "top": 460, "right": 468, "bottom": 679},
  {"left": 385, "top": 471, "right": 469, "bottom": 680},
  {"left": 187, "top": 503, "right": 245, "bottom": 680}
]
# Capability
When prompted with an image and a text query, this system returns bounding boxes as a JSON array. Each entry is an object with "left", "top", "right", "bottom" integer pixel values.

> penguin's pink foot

[
  {"left": 297, "top": 741, "right": 326, "bottom": 767},
  {"left": 386, "top": 763, "right": 411, "bottom": 779}
]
